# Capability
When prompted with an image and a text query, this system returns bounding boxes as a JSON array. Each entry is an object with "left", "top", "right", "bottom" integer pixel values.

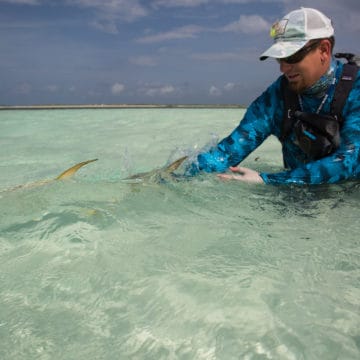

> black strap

[
  {"left": 281, "top": 62, "right": 358, "bottom": 140},
  {"left": 330, "top": 63, "right": 358, "bottom": 123},
  {"left": 280, "top": 76, "right": 299, "bottom": 141}
]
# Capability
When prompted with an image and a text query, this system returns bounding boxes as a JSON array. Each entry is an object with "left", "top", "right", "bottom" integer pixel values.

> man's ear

[{"left": 319, "top": 39, "right": 331, "bottom": 64}]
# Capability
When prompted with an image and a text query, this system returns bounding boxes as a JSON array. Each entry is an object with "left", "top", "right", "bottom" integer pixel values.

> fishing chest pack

[{"left": 280, "top": 53, "right": 359, "bottom": 160}]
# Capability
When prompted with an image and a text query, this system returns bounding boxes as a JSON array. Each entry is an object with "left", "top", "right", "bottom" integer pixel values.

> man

[{"left": 188, "top": 7, "right": 360, "bottom": 185}]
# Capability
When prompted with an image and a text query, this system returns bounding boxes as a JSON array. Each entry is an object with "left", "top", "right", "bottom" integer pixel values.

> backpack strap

[
  {"left": 330, "top": 63, "right": 358, "bottom": 123},
  {"left": 281, "top": 62, "right": 358, "bottom": 140},
  {"left": 280, "top": 76, "right": 299, "bottom": 141}
]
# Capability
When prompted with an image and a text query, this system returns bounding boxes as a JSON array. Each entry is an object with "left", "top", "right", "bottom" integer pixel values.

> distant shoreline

[{"left": 0, "top": 104, "right": 246, "bottom": 110}]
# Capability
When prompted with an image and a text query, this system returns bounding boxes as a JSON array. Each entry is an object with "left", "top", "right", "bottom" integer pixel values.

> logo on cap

[{"left": 270, "top": 19, "right": 288, "bottom": 38}]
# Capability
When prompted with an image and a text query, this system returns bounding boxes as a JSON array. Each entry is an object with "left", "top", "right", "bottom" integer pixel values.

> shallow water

[{"left": 0, "top": 109, "right": 359, "bottom": 359}]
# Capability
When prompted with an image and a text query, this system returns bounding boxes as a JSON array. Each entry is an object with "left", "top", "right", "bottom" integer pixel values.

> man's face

[{"left": 279, "top": 40, "right": 331, "bottom": 94}]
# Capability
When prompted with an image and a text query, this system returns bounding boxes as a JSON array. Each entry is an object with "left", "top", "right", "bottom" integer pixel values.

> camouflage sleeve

[
  {"left": 192, "top": 80, "right": 282, "bottom": 174},
  {"left": 261, "top": 72, "right": 360, "bottom": 185}
]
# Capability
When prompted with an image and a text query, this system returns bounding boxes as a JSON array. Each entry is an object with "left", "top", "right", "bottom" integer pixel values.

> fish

[
  {"left": 1, "top": 156, "right": 187, "bottom": 194},
  {"left": 124, "top": 156, "right": 188, "bottom": 183},
  {"left": 1, "top": 159, "right": 98, "bottom": 193}
]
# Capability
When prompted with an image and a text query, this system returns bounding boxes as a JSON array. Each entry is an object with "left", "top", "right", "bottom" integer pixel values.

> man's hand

[{"left": 217, "top": 166, "right": 264, "bottom": 184}]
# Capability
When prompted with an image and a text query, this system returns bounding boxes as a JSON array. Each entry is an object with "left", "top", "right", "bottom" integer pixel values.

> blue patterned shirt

[{"left": 191, "top": 60, "right": 360, "bottom": 185}]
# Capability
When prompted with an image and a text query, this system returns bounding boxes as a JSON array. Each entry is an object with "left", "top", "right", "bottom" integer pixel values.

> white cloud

[
  {"left": 140, "top": 84, "right": 177, "bottom": 97},
  {"left": 136, "top": 14, "right": 269, "bottom": 45},
  {"left": 160, "top": 85, "right": 176, "bottom": 94},
  {"left": 224, "top": 82, "right": 235, "bottom": 91},
  {"left": 220, "top": 0, "right": 275, "bottom": 3},
  {"left": 111, "top": 83, "right": 125, "bottom": 95},
  {"left": 152, "top": 0, "right": 209, "bottom": 7},
  {"left": 136, "top": 25, "right": 204, "bottom": 43},
  {"left": 0, "top": 0, "right": 40, "bottom": 4},
  {"left": 152, "top": 0, "right": 279, "bottom": 8},
  {"left": 90, "top": 20, "right": 119, "bottom": 34},
  {"left": 68, "top": 0, "right": 148, "bottom": 21},
  {"left": 62, "top": 0, "right": 148, "bottom": 34},
  {"left": 0, "top": 0, "right": 148, "bottom": 34},
  {"left": 222, "top": 15, "right": 270, "bottom": 34},
  {"left": 209, "top": 85, "right": 222, "bottom": 96},
  {"left": 209, "top": 83, "right": 237, "bottom": 97}
]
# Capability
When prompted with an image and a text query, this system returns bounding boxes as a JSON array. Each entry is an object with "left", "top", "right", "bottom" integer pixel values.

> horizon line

[{"left": 0, "top": 103, "right": 246, "bottom": 110}]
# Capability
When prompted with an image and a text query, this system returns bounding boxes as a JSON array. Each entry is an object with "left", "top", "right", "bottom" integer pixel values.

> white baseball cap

[{"left": 260, "top": 7, "right": 334, "bottom": 61}]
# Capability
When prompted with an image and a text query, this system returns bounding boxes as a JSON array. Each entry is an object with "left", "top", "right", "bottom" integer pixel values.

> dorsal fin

[
  {"left": 164, "top": 156, "right": 188, "bottom": 173},
  {"left": 55, "top": 159, "right": 98, "bottom": 180}
]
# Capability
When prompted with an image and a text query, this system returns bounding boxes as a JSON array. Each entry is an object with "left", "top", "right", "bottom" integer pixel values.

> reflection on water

[{"left": 0, "top": 109, "right": 359, "bottom": 359}]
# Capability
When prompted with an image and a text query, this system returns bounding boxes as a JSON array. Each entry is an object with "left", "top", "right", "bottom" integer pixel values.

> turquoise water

[{"left": 0, "top": 109, "right": 359, "bottom": 359}]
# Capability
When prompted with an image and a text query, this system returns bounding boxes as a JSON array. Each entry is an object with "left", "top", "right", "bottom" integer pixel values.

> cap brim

[{"left": 259, "top": 40, "right": 308, "bottom": 61}]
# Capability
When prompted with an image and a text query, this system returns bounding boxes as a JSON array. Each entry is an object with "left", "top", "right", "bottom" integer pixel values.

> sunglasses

[{"left": 276, "top": 41, "right": 321, "bottom": 64}]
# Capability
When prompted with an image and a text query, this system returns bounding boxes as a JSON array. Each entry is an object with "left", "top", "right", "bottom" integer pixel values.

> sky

[{"left": 0, "top": 0, "right": 359, "bottom": 106}]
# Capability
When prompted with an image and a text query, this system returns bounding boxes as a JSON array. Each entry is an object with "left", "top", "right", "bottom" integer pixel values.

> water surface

[{"left": 0, "top": 109, "right": 359, "bottom": 359}]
